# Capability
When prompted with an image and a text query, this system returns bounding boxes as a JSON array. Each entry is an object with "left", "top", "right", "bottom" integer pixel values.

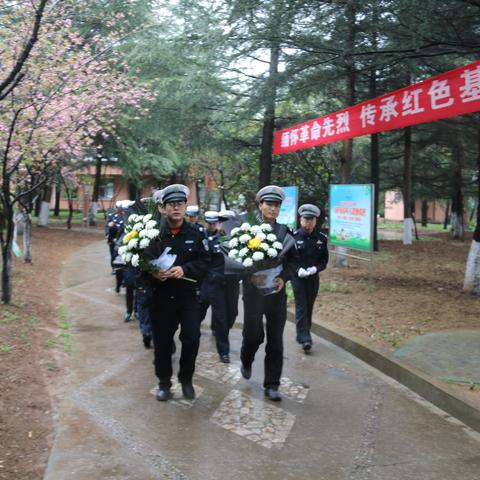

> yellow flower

[
  {"left": 124, "top": 230, "right": 138, "bottom": 243},
  {"left": 248, "top": 237, "right": 262, "bottom": 250}
]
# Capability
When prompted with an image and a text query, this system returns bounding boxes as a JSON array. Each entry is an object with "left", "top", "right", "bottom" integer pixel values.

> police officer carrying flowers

[
  {"left": 240, "top": 185, "right": 298, "bottom": 401},
  {"left": 143, "top": 185, "right": 211, "bottom": 401},
  {"left": 292, "top": 204, "right": 329, "bottom": 353}
]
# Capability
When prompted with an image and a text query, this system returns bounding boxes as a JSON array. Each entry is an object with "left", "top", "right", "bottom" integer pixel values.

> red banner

[{"left": 273, "top": 60, "right": 480, "bottom": 155}]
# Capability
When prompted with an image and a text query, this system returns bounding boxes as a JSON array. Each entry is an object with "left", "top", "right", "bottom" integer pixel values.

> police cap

[
  {"left": 204, "top": 211, "right": 219, "bottom": 223},
  {"left": 160, "top": 184, "right": 190, "bottom": 204},
  {"left": 255, "top": 185, "right": 285, "bottom": 203},
  {"left": 298, "top": 203, "right": 320, "bottom": 218},
  {"left": 115, "top": 200, "right": 135, "bottom": 209},
  {"left": 152, "top": 189, "right": 163, "bottom": 204},
  {"left": 186, "top": 205, "right": 200, "bottom": 216},
  {"left": 218, "top": 209, "right": 235, "bottom": 222}
]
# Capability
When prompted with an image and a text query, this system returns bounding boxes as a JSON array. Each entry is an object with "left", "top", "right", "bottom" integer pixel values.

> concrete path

[{"left": 44, "top": 241, "right": 480, "bottom": 480}]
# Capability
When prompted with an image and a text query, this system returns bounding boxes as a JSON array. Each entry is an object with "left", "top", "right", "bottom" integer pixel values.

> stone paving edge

[{"left": 286, "top": 309, "right": 480, "bottom": 434}]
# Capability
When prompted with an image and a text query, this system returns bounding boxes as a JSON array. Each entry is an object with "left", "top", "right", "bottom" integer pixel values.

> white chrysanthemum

[
  {"left": 139, "top": 229, "right": 148, "bottom": 238},
  {"left": 135, "top": 215, "right": 144, "bottom": 222},
  {"left": 239, "top": 234, "right": 251, "bottom": 244},
  {"left": 128, "top": 214, "right": 137, "bottom": 223},
  {"left": 133, "top": 222, "right": 143, "bottom": 231},
  {"left": 228, "top": 249, "right": 239, "bottom": 258},
  {"left": 139, "top": 238, "right": 150, "bottom": 248},
  {"left": 131, "top": 254, "right": 140, "bottom": 267},
  {"left": 250, "top": 225, "right": 261, "bottom": 234},
  {"left": 128, "top": 238, "right": 138, "bottom": 249},
  {"left": 118, "top": 246, "right": 127, "bottom": 255},
  {"left": 143, "top": 214, "right": 152, "bottom": 222},
  {"left": 145, "top": 220, "right": 157, "bottom": 230},
  {"left": 273, "top": 241, "right": 283, "bottom": 250},
  {"left": 252, "top": 251, "right": 264, "bottom": 261},
  {"left": 260, "top": 223, "right": 272, "bottom": 231},
  {"left": 240, "top": 222, "right": 251, "bottom": 231},
  {"left": 228, "top": 238, "right": 239, "bottom": 248},
  {"left": 124, "top": 252, "right": 132, "bottom": 263},
  {"left": 267, "top": 248, "right": 278, "bottom": 258},
  {"left": 146, "top": 229, "right": 159, "bottom": 239},
  {"left": 266, "top": 233, "right": 277, "bottom": 242},
  {"left": 238, "top": 247, "right": 248, "bottom": 258},
  {"left": 243, "top": 257, "right": 253, "bottom": 267},
  {"left": 230, "top": 227, "right": 240, "bottom": 236},
  {"left": 260, "top": 242, "right": 269, "bottom": 251}
]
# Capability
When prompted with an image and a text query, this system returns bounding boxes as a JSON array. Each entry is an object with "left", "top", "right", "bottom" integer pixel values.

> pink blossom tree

[{"left": 0, "top": 5, "right": 152, "bottom": 303}]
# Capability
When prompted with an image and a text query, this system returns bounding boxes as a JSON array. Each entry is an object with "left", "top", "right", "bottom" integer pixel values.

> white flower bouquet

[
  {"left": 227, "top": 222, "right": 283, "bottom": 268},
  {"left": 118, "top": 213, "right": 161, "bottom": 271},
  {"left": 224, "top": 222, "right": 285, "bottom": 295}
]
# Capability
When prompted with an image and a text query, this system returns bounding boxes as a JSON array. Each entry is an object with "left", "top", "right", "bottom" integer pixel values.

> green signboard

[{"left": 329, "top": 184, "right": 374, "bottom": 251}]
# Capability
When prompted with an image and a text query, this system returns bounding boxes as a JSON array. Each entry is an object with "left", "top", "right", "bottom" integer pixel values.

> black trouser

[
  {"left": 291, "top": 275, "right": 319, "bottom": 343},
  {"left": 225, "top": 275, "right": 240, "bottom": 329},
  {"left": 108, "top": 242, "right": 116, "bottom": 266},
  {"left": 241, "top": 286, "right": 287, "bottom": 388},
  {"left": 150, "top": 292, "right": 201, "bottom": 388},
  {"left": 126, "top": 285, "right": 135, "bottom": 315},
  {"left": 200, "top": 280, "right": 229, "bottom": 356}
]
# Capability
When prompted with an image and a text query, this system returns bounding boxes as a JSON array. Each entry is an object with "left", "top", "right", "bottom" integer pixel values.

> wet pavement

[{"left": 44, "top": 241, "right": 480, "bottom": 480}]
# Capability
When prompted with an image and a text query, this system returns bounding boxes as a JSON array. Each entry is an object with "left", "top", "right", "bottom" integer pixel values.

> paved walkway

[{"left": 44, "top": 241, "right": 480, "bottom": 480}]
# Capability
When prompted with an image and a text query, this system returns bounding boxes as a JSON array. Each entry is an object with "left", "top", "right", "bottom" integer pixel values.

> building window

[{"left": 99, "top": 181, "right": 114, "bottom": 200}]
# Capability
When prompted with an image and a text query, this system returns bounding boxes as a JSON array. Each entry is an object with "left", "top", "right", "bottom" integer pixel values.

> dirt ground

[
  {"left": 0, "top": 227, "right": 101, "bottom": 480},
  {"left": 314, "top": 229, "right": 480, "bottom": 401}
]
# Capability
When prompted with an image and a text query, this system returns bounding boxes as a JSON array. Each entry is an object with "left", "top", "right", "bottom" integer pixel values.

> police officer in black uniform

[
  {"left": 292, "top": 204, "right": 329, "bottom": 353},
  {"left": 186, "top": 205, "right": 205, "bottom": 235},
  {"left": 219, "top": 210, "right": 240, "bottom": 344},
  {"left": 199, "top": 211, "right": 232, "bottom": 363},
  {"left": 240, "top": 186, "right": 298, "bottom": 401},
  {"left": 143, "top": 185, "right": 211, "bottom": 401},
  {"left": 105, "top": 202, "right": 126, "bottom": 271}
]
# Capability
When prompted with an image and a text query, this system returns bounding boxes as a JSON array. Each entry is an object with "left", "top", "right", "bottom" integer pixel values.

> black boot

[{"left": 143, "top": 335, "right": 152, "bottom": 349}]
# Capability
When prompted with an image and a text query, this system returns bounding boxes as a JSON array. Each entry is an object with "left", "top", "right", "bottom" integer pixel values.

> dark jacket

[
  {"left": 293, "top": 228, "right": 329, "bottom": 273},
  {"left": 242, "top": 221, "right": 298, "bottom": 292},
  {"left": 143, "top": 221, "right": 211, "bottom": 298}
]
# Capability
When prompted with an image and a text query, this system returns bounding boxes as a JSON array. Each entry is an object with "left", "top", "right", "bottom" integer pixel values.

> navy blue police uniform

[
  {"left": 291, "top": 204, "right": 329, "bottom": 350},
  {"left": 143, "top": 187, "right": 210, "bottom": 398}
]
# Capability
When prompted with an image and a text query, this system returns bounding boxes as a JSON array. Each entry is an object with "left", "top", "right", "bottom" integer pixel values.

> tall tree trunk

[
  {"left": 258, "top": 41, "right": 279, "bottom": 189},
  {"left": 463, "top": 123, "right": 480, "bottom": 294},
  {"left": 403, "top": 127, "right": 413, "bottom": 245},
  {"left": 34, "top": 187, "right": 42, "bottom": 217},
  {"left": 451, "top": 142, "right": 465, "bottom": 240},
  {"left": 1, "top": 205, "right": 14, "bottom": 303},
  {"left": 37, "top": 185, "right": 52, "bottom": 227},
  {"left": 421, "top": 200, "right": 428, "bottom": 227},
  {"left": 22, "top": 207, "right": 32, "bottom": 263},
  {"left": 89, "top": 134, "right": 103, "bottom": 226},
  {"left": 443, "top": 200, "right": 450, "bottom": 230},
  {"left": 369, "top": 2, "right": 380, "bottom": 252},
  {"left": 53, "top": 177, "right": 61, "bottom": 216},
  {"left": 340, "top": 0, "right": 356, "bottom": 184},
  {"left": 128, "top": 182, "right": 138, "bottom": 201}
]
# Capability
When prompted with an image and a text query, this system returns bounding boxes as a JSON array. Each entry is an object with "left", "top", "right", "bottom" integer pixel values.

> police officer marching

[
  {"left": 143, "top": 185, "right": 211, "bottom": 402},
  {"left": 186, "top": 205, "right": 205, "bottom": 234},
  {"left": 218, "top": 210, "right": 240, "bottom": 345},
  {"left": 292, "top": 204, "right": 329, "bottom": 353},
  {"left": 199, "top": 211, "right": 232, "bottom": 363},
  {"left": 240, "top": 185, "right": 298, "bottom": 402}
]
